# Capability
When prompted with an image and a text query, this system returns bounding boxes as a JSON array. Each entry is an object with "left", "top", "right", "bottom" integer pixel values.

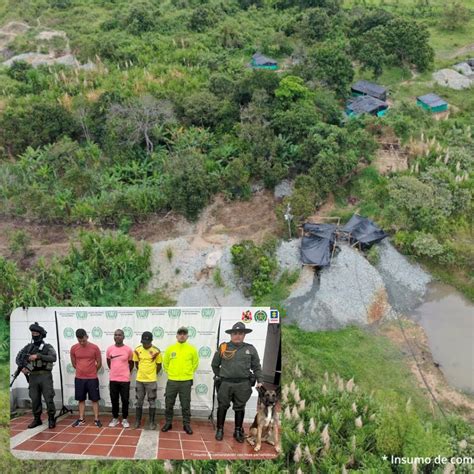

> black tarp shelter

[
  {"left": 341, "top": 214, "right": 387, "bottom": 248},
  {"left": 346, "top": 95, "right": 388, "bottom": 117},
  {"left": 301, "top": 223, "right": 336, "bottom": 266},
  {"left": 351, "top": 80, "right": 387, "bottom": 101}
]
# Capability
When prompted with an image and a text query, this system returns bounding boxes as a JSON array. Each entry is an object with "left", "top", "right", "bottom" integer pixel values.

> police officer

[
  {"left": 16, "top": 322, "right": 57, "bottom": 429},
  {"left": 211, "top": 322, "right": 263, "bottom": 442},
  {"left": 162, "top": 327, "right": 199, "bottom": 435}
]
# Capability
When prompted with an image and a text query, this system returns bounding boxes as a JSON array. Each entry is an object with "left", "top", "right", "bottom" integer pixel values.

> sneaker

[
  {"left": 108, "top": 418, "right": 120, "bottom": 427},
  {"left": 121, "top": 419, "right": 130, "bottom": 428},
  {"left": 72, "top": 419, "right": 85, "bottom": 427},
  {"left": 94, "top": 419, "right": 102, "bottom": 428}
]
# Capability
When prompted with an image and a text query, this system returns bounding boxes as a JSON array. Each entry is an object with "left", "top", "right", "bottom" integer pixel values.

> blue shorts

[{"left": 75, "top": 378, "right": 100, "bottom": 402}]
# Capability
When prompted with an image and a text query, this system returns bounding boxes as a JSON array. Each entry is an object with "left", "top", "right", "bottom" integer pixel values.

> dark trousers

[
  {"left": 29, "top": 372, "right": 56, "bottom": 418},
  {"left": 217, "top": 380, "right": 252, "bottom": 412},
  {"left": 165, "top": 380, "right": 192, "bottom": 424},
  {"left": 109, "top": 381, "right": 130, "bottom": 419}
]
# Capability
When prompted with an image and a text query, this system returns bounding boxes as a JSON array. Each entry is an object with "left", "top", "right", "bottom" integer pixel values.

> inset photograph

[{"left": 10, "top": 306, "right": 280, "bottom": 460}]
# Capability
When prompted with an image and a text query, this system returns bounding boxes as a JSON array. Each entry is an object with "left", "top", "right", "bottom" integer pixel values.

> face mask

[{"left": 32, "top": 335, "right": 43, "bottom": 343}]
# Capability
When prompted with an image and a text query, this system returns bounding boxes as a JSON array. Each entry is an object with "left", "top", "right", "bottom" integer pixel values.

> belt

[
  {"left": 221, "top": 377, "right": 249, "bottom": 383},
  {"left": 29, "top": 370, "right": 52, "bottom": 375}
]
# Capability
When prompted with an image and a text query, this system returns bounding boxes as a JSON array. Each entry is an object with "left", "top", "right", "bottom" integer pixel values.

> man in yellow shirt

[
  {"left": 161, "top": 327, "right": 199, "bottom": 435},
  {"left": 133, "top": 331, "right": 162, "bottom": 430}
]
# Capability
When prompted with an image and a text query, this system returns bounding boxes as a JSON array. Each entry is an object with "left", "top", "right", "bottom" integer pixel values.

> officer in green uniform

[
  {"left": 15, "top": 322, "right": 57, "bottom": 429},
  {"left": 211, "top": 321, "right": 263, "bottom": 442},
  {"left": 161, "top": 327, "right": 199, "bottom": 435}
]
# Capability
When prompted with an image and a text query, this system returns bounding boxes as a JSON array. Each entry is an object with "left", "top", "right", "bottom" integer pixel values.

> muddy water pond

[{"left": 409, "top": 282, "right": 474, "bottom": 394}]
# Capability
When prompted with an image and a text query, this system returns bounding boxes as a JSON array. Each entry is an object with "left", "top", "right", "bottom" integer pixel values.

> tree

[
  {"left": 441, "top": 2, "right": 470, "bottom": 31},
  {"left": 106, "top": 95, "right": 175, "bottom": 154},
  {"left": 124, "top": 1, "right": 160, "bottom": 36},
  {"left": 296, "top": 8, "right": 332, "bottom": 42}
]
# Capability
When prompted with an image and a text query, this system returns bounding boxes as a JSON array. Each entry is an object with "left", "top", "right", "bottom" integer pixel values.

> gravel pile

[
  {"left": 433, "top": 68, "right": 473, "bottom": 90},
  {"left": 376, "top": 240, "right": 431, "bottom": 313},
  {"left": 274, "top": 179, "right": 293, "bottom": 199},
  {"left": 276, "top": 239, "right": 301, "bottom": 276},
  {"left": 176, "top": 283, "right": 251, "bottom": 307}
]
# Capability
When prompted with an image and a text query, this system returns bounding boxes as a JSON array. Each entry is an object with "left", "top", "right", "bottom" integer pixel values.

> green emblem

[
  {"left": 168, "top": 309, "right": 181, "bottom": 319},
  {"left": 66, "top": 363, "right": 75, "bottom": 374},
  {"left": 136, "top": 310, "right": 149, "bottom": 319},
  {"left": 98, "top": 399, "right": 106, "bottom": 408},
  {"left": 156, "top": 400, "right": 162, "bottom": 409},
  {"left": 76, "top": 311, "right": 88, "bottom": 320},
  {"left": 187, "top": 326, "right": 196, "bottom": 338},
  {"left": 153, "top": 326, "right": 164, "bottom": 339},
  {"left": 91, "top": 326, "right": 103, "bottom": 339},
  {"left": 63, "top": 327, "right": 74, "bottom": 339},
  {"left": 201, "top": 308, "right": 215, "bottom": 318},
  {"left": 199, "top": 346, "right": 211, "bottom": 358},
  {"left": 123, "top": 327, "right": 133, "bottom": 338},
  {"left": 254, "top": 310, "right": 267, "bottom": 322},
  {"left": 98, "top": 366, "right": 105, "bottom": 375},
  {"left": 68, "top": 396, "right": 78, "bottom": 406},
  {"left": 195, "top": 384, "right": 208, "bottom": 395},
  {"left": 105, "top": 311, "right": 118, "bottom": 319}
]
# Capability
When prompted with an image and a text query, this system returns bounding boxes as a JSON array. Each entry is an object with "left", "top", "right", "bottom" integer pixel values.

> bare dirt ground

[
  {"left": 0, "top": 190, "right": 281, "bottom": 264},
  {"left": 444, "top": 43, "right": 474, "bottom": 60},
  {"left": 378, "top": 319, "right": 474, "bottom": 423}
]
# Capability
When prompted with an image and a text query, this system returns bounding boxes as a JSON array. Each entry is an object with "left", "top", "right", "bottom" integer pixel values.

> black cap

[
  {"left": 29, "top": 322, "right": 47, "bottom": 337},
  {"left": 141, "top": 331, "right": 153, "bottom": 343},
  {"left": 225, "top": 322, "right": 252, "bottom": 334},
  {"left": 177, "top": 326, "right": 188, "bottom": 334}
]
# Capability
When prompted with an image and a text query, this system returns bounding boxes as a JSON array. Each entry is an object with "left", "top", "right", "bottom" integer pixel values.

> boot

[
  {"left": 215, "top": 406, "right": 227, "bottom": 441},
  {"left": 28, "top": 416, "right": 42, "bottom": 429},
  {"left": 147, "top": 407, "right": 156, "bottom": 430},
  {"left": 161, "top": 422, "right": 172, "bottom": 432},
  {"left": 134, "top": 407, "right": 142, "bottom": 429},
  {"left": 48, "top": 415, "right": 56, "bottom": 429},
  {"left": 233, "top": 410, "right": 245, "bottom": 443},
  {"left": 183, "top": 423, "right": 193, "bottom": 435}
]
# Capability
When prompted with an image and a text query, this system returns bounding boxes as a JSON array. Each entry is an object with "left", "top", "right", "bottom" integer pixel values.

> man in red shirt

[{"left": 70, "top": 328, "right": 103, "bottom": 427}]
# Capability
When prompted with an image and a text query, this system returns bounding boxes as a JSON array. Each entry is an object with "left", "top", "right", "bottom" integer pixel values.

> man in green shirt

[
  {"left": 211, "top": 322, "right": 263, "bottom": 443},
  {"left": 161, "top": 327, "right": 199, "bottom": 435}
]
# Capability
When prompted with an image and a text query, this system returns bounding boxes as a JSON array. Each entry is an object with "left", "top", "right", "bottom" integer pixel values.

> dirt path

[
  {"left": 378, "top": 319, "right": 474, "bottom": 422},
  {"left": 442, "top": 43, "right": 474, "bottom": 60},
  {"left": 306, "top": 193, "right": 337, "bottom": 223}
]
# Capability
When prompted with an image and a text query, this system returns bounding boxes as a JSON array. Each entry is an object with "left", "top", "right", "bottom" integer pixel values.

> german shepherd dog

[{"left": 246, "top": 385, "right": 280, "bottom": 453}]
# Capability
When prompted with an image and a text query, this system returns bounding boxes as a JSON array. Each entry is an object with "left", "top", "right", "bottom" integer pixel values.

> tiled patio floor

[{"left": 10, "top": 414, "right": 278, "bottom": 460}]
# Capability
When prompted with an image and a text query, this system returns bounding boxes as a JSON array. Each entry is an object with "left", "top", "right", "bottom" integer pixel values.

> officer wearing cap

[
  {"left": 133, "top": 331, "right": 162, "bottom": 430},
  {"left": 161, "top": 327, "right": 199, "bottom": 435},
  {"left": 211, "top": 321, "right": 263, "bottom": 442},
  {"left": 15, "top": 322, "right": 57, "bottom": 429}
]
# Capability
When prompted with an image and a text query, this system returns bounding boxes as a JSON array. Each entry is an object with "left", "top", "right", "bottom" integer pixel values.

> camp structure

[
  {"left": 416, "top": 93, "right": 448, "bottom": 114},
  {"left": 301, "top": 223, "right": 336, "bottom": 267},
  {"left": 351, "top": 80, "right": 387, "bottom": 101},
  {"left": 250, "top": 52, "right": 278, "bottom": 70},
  {"left": 341, "top": 214, "right": 387, "bottom": 249},
  {"left": 346, "top": 95, "right": 388, "bottom": 117}
]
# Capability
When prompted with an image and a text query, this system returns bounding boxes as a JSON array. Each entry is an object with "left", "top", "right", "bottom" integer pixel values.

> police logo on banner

[
  {"left": 66, "top": 363, "right": 75, "bottom": 374},
  {"left": 269, "top": 309, "right": 280, "bottom": 324},
  {"left": 76, "top": 311, "right": 88, "bottom": 320},
  {"left": 168, "top": 309, "right": 181, "bottom": 319},
  {"left": 195, "top": 384, "right": 208, "bottom": 395},
  {"left": 68, "top": 396, "right": 79, "bottom": 406},
  {"left": 63, "top": 327, "right": 74, "bottom": 339},
  {"left": 153, "top": 326, "right": 164, "bottom": 339},
  {"left": 201, "top": 308, "right": 215, "bottom": 319},
  {"left": 92, "top": 327, "right": 103, "bottom": 339},
  {"left": 123, "top": 326, "right": 133, "bottom": 338},
  {"left": 199, "top": 346, "right": 211, "bottom": 358},
  {"left": 187, "top": 326, "right": 197, "bottom": 338},
  {"left": 98, "top": 366, "right": 105, "bottom": 375},
  {"left": 254, "top": 310, "right": 267, "bottom": 322},
  {"left": 106, "top": 311, "right": 118, "bottom": 320},
  {"left": 136, "top": 310, "right": 149, "bottom": 319}
]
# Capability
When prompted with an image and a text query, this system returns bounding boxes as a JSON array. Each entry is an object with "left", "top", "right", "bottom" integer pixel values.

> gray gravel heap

[
  {"left": 276, "top": 239, "right": 301, "bottom": 276},
  {"left": 375, "top": 240, "right": 431, "bottom": 313},
  {"left": 176, "top": 283, "right": 251, "bottom": 307},
  {"left": 433, "top": 68, "right": 473, "bottom": 90},
  {"left": 274, "top": 179, "right": 293, "bottom": 199}
]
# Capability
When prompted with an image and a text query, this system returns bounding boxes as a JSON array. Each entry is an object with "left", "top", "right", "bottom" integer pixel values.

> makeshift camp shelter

[
  {"left": 341, "top": 214, "right": 387, "bottom": 248},
  {"left": 301, "top": 223, "right": 336, "bottom": 267},
  {"left": 416, "top": 93, "right": 448, "bottom": 113},
  {"left": 351, "top": 80, "right": 387, "bottom": 101},
  {"left": 346, "top": 95, "right": 388, "bottom": 117},
  {"left": 251, "top": 53, "right": 278, "bottom": 70}
]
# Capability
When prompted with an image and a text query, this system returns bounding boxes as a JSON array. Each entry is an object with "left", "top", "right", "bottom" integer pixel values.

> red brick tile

[
  {"left": 63, "top": 426, "right": 86, "bottom": 434},
  {"left": 115, "top": 436, "right": 139, "bottom": 446},
  {"left": 102, "top": 427, "right": 123, "bottom": 435},
  {"left": 83, "top": 444, "right": 112, "bottom": 456},
  {"left": 121, "top": 429, "right": 141, "bottom": 437},
  {"left": 109, "top": 446, "right": 136, "bottom": 458},
  {"left": 204, "top": 440, "right": 232, "bottom": 452},
  {"left": 59, "top": 443, "right": 88, "bottom": 455},
  {"left": 82, "top": 426, "right": 104, "bottom": 435},
  {"left": 50, "top": 433, "right": 77, "bottom": 443},
  {"left": 73, "top": 434, "right": 98, "bottom": 444},
  {"left": 95, "top": 435, "right": 118, "bottom": 445},
  {"left": 181, "top": 440, "right": 206, "bottom": 451},
  {"left": 159, "top": 439, "right": 181, "bottom": 449},
  {"left": 13, "top": 440, "right": 45, "bottom": 451},
  {"left": 159, "top": 431, "right": 179, "bottom": 440},
  {"left": 185, "top": 451, "right": 211, "bottom": 460},
  {"left": 158, "top": 448, "right": 183, "bottom": 460},
  {"left": 36, "top": 442, "right": 66, "bottom": 453},
  {"left": 31, "top": 432, "right": 58, "bottom": 441}
]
